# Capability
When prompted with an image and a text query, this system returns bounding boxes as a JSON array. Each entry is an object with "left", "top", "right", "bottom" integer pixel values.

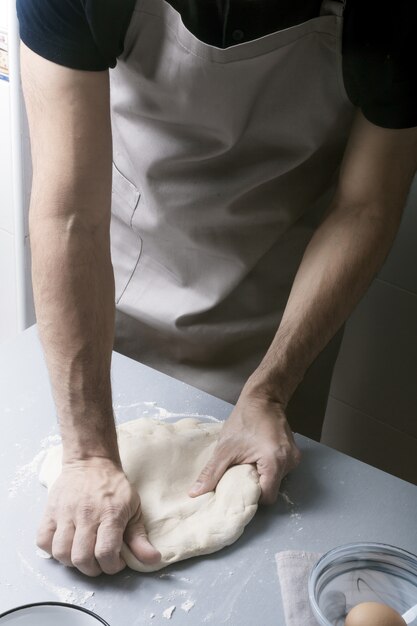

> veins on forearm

[
  {"left": 31, "top": 218, "right": 115, "bottom": 414},
  {"left": 246, "top": 201, "right": 403, "bottom": 405}
]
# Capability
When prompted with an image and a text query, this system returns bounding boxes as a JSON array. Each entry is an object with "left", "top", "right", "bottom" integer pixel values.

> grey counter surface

[{"left": 1, "top": 326, "right": 417, "bottom": 625}]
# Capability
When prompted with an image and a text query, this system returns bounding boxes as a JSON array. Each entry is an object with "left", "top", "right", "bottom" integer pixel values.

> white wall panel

[
  {"left": 0, "top": 227, "right": 17, "bottom": 343},
  {"left": 0, "top": 1, "right": 7, "bottom": 28},
  {"left": 0, "top": 80, "right": 13, "bottom": 234}
]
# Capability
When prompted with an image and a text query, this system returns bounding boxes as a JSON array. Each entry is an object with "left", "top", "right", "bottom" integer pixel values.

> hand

[
  {"left": 37, "top": 458, "right": 161, "bottom": 576},
  {"left": 189, "top": 393, "right": 301, "bottom": 504}
]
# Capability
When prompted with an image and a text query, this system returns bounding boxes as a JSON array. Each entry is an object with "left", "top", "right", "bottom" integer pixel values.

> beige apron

[{"left": 110, "top": 0, "right": 355, "bottom": 439}]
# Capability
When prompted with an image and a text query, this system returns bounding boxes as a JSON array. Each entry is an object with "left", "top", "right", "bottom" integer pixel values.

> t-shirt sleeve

[
  {"left": 343, "top": 0, "right": 417, "bottom": 129},
  {"left": 16, "top": 0, "right": 134, "bottom": 71}
]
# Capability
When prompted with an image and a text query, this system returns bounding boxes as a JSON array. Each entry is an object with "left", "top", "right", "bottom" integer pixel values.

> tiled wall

[{"left": 322, "top": 175, "right": 417, "bottom": 485}]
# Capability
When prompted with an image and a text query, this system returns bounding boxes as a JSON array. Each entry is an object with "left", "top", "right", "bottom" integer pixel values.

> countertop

[{"left": 1, "top": 326, "right": 417, "bottom": 625}]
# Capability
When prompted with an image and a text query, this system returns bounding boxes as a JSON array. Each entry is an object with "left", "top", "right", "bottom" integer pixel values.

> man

[{"left": 17, "top": 0, "right": 417, "bottom": 577}]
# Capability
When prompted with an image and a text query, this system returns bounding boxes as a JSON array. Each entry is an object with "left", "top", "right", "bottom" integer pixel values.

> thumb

[
  {"left": 189, "top": 448, "right": 232, "bottom": 497},
  {"left": 124, "top": 518, "right": 161, "bottom": 565}
]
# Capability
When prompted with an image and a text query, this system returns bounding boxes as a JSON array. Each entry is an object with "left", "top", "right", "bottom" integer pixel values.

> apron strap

[{"left": 320, "top": 0, "right": 346, "bottom": 17}]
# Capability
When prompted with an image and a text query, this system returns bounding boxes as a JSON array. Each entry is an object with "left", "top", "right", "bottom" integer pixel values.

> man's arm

[
  {"left": 191, "top": 110, "right": 417, "bottom": 502},
  {"left": 21, "top": 44, "right": 160, "bottom": 575}
]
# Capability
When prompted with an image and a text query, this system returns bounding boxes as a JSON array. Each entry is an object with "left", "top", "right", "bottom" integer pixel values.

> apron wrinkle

[{"left": 110, "top": 0, "right": 354, "bottom": 415}]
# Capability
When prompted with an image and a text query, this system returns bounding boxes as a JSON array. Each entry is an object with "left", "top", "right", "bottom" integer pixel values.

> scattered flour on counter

[
  {"left": 8, "top": 433, "right": 61, "bottom": 499},
  {"left": 167, "top": 589, "right": 187, "bottom": 602},
  {"left": 162, "top": 605, "right": 176, "bottom": 620},
  {"left": 181, "top": 600, "right": 195, "bottom": 613},
  {"left": 280, "top": 490, "right": 302, "bottom": 523},
  {"left": 8, "top": 450, "right": 46, "bottom": 499},
  {"left": 18, "top": 552, "right": 94, "bottom": 606},
  {"left": 279, "top": 490, "right": 295, "bottom": 506},
  {"left": 202, "top": 611, "right": 214, "bottom": 622},
  {"left": 79, "top": 591, "right": 95, "bottom": 605},
  {"left": 153, "top": 594, "right": 164, "bottom": 603},
  {"left": 40, "top": 434, "right": 62, "bottom": 448},
  {"left": 179, "top": 576, "right": 192, "bottom": 583}
]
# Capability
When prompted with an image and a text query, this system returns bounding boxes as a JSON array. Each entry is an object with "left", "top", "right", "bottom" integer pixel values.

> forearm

[
  {"left": 21, "top": 47, "right": 116, "bottom": 463},
  {"left": 30, "top": 195, "right": 118, "bottom": 463},
  {"left": 245, "top": 199, "right": 403, "bottom": 405}
]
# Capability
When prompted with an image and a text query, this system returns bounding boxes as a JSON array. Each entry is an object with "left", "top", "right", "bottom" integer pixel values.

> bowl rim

[
  {"left": 308, "top": 542, "right": 417, "bottom": 626},
  {"left": 0, "top": 601, "right": 110, "bottom": 624}
]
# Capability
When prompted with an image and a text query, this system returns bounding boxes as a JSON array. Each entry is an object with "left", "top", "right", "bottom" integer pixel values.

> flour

[
  {"left": 166, "top": 589, "right": 188, "bottom": 602},
  {"left": 181, "top": 599, "right": 195, "bottom": 613},
  {"left": 8, "top": 432, "right": 61, "bottom": 499},
  {"left": 203, "top": 611, "right": 215, "bottom": 622},
  {"left": 40, "top": 434, "right": 62, "bottom": 448},
  {"left": 18, "top": 552, "right": 95, "bottom": 606},
  {"left": 280, "top": 490, "right": 303, "bottom": 524},
  {"left": 8, "top": 450, "right": 46, "bottom": 499},
  {"left": 162, "top": 605, "right": 176, "bottom": 620},
  {"left": 279, "top": 490, "right": 295, "bottom": 506}
]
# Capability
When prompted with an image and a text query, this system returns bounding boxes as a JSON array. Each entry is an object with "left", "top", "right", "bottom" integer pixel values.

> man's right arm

[{"left": 21, "top": 43, "right": 160, "bottom": 575}]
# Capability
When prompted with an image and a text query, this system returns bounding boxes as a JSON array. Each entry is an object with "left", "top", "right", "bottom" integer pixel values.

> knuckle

[
  {"left": 292, "top": 448, "right": 302, "bottom": 467},
  {"left": 77, "top": 504, "right": 95, "bottom": 523},
  {"left": 95, "top": 545, "right": 116, "bottom": 562},
  {"left": 71, "top": 553, "right": 90, "bottom": 568},
  {"left": 36, "top": 529, "right": 52, "bottom": 549},
  {"left": 269, "top": 441, "right": 299, "bottom": 466},
  {"left": 101, "top": 504, "right": 128, "bottom": 524},
  {"left": 86, "top": 570, "right": 103, "bottom": 578},
  {"left": 102, "top": 561, "right": 125, "bottom": 576},
  {"left": 52, "top": 547, "right": 71, "bottom": 563}
]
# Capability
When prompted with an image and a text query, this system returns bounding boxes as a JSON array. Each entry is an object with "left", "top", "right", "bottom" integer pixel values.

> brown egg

[{"left": 345, "top": 602, "right": 406, "bottom": 626}]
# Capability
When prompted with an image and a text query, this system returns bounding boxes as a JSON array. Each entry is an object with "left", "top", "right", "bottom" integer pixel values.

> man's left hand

[{"left": 188, "top": 393, "right": 301, "bottom": 504}]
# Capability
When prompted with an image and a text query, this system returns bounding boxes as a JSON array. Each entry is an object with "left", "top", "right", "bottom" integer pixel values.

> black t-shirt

[{"left": 17, "top": 0, "right": 417, "bottom": 129}]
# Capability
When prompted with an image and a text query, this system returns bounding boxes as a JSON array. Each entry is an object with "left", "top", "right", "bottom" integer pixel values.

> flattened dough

[{"left": 39, "top": 418, "right": 261, "bottom": 572}]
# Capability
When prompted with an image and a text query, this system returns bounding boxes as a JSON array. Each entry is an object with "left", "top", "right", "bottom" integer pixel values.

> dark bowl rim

[{"left": 0, "top": 601, "right": 110, "bottom": 625}]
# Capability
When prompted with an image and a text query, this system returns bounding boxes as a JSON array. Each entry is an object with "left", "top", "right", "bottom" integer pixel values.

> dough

[{"left": 39, "top": 418, "right": 261, "bottom": 572}]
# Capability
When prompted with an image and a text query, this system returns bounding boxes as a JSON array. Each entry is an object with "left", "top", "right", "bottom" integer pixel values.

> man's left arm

[{"left": 190, "top": 110, "right": 417, "bottom": 503}]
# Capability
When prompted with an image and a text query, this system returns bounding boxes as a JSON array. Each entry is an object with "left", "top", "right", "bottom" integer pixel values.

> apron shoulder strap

[{"left": 320, "top": 0, "right": 346, "bottom": 17}]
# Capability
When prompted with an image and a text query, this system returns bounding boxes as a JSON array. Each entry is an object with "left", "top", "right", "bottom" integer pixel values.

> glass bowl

[
  {"left": 309, "top": 542, "right": 417, "bottom": 626},
  {"left": 0, "top": 602, "right": 110, "bottom": 625}
]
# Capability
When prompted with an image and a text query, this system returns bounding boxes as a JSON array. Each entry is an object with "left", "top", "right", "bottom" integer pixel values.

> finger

[
  {"left": 257, "top": 458, "right": 283, "bottom": 505},
  {"left": 71, "top": 524, "right": 102, "bottom": 577},
  {"left": 51, "top": 522, "right": 76, "bottom": 567},
  {"left": 94, "top": 522, "right": 126, "bottom": 575},
  {"left": 189, "top": 448, "right": 232, "bottom": 497},
  {"left": 125, "top": 519, "right": 161, "bottom": 565},
  {"left": 36, "top": 516, "right": 57, "bottom": 555}
]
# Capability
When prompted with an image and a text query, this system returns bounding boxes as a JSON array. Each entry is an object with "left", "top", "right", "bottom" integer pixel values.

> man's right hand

[{"left": 37, "top": 458, "right": 161, "bottom": 576}]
